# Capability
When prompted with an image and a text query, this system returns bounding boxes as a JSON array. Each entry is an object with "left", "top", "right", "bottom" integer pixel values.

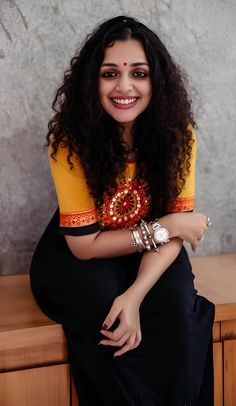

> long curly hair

[{"left": 47, "top": 15, "right": 195, "bottom": 218}]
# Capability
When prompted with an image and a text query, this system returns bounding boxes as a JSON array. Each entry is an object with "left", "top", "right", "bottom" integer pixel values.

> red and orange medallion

[{"left": 97, "top": 177, "right": 151, "bottom": 230}]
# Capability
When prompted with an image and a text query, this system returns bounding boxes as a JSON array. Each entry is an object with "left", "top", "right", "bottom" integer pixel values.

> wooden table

[
  {"left": 0, "top": 274, "right": 72, "bottom": 406},
  {"left": 191, "top": 254, "right": 236, "bottom": 406},
  {"left": 0, "top": 253, "right": 236, "bottom": 405}
]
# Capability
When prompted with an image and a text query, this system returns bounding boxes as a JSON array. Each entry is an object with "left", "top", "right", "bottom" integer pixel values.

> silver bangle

[
  {"left": 141, "top": 220, "right": 160, "bottom": 252},
  {"left": 133, "top": 229, "right": 145, "bottom": 250},
  {"left": 140, "top": 221, "right": 152, "bottom": 251},
  {"left": 130, "top": 228, "right": 144, "bottom": 252}
]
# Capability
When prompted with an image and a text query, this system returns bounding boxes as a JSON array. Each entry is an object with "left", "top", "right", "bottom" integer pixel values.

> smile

[{"left": 111, "top": 97, "right": 139, "bottom": 109}]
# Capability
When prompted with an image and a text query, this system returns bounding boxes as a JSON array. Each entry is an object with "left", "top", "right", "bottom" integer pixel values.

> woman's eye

[
  {"left": 101, "top": 71, "right": 149, "bottom": 79},
  {"left": 133, "top": 71, "right": 148, "bottom": 78},
  {"left": 101, "top": 71, "right": 117, "bottom": 78}
]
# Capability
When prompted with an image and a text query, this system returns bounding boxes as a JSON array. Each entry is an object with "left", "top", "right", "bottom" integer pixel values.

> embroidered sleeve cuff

[
  {"left": 166, "top": 196, "right": 194, "bottom": 212},
  {"left": 60, "top": 208, "right": 98, "bottom": 227},
  {"left": 59, "top": 208, "right": 99, "bottom": 235}
]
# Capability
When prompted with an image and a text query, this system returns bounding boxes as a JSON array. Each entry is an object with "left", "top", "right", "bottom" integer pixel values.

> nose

[{"left": 116, "top": 74, "right": 133, "bottom": 93}]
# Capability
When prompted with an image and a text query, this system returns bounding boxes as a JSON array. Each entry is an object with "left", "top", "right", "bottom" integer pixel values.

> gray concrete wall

[{"left": 0, "top": 0, "right": 235, "bottom": 275}]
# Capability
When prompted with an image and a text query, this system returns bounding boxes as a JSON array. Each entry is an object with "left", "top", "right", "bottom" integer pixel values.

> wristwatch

[{"left": 150, "top": 220, "right": 170, "bottom": 245}]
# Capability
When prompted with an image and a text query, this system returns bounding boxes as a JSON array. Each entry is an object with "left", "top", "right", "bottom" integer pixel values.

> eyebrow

[{"left": 101, "top": 62, "right": 149, "bottom": 67}]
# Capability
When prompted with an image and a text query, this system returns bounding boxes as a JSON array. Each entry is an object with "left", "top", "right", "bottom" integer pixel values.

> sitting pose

[{"left": 30, "top": 16, "right": 214, "bottom": 406}]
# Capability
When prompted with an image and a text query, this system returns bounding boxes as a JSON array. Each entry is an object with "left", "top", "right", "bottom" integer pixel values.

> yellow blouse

[{"left": 49, "top": 130, "right": 196, "bottom": 236}]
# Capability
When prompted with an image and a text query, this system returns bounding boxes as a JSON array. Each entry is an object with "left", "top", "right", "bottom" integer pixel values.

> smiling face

[{"left": 98, "top": 39, "right": 152, "bottom": 128}]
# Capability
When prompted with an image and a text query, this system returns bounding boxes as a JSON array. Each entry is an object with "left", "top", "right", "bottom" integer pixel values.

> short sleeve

[
  {"left": 167, "top": 127, "right": 196, "bottom": 212},
  {"left": 49, "top": 142, "right": 100, "bottom": 236}
]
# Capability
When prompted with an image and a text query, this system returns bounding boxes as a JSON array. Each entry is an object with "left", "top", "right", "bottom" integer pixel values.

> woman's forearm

[
  {"left": 125, "top": 237, "right": 183, "bottom": 305},
  {"left": 66, "top": 214, "right": 179, "bottom": 260}
]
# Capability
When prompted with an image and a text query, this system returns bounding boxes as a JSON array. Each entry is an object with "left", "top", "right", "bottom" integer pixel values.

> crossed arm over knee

[{"left": 65, "top": 211, "right": 208, "bottom": 260}]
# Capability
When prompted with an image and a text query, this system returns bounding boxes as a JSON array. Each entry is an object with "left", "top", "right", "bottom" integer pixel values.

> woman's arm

[
  {"left": 125, "top": 237, "right": 183, "bottom": 304},
  {"left": 65, "top": 211, "right": 207, "bottom": 260},
  {"left": 96, "top": 214, "right": 207, "bottom": 357},
  {"left": 99, "top": 212, "right": 209, "bottom": 356},
  {"left": 99, "top": 237, "right": 183, "bottom": 357}
]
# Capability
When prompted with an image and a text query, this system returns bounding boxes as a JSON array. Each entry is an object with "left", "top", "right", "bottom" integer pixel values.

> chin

[
  {"left": 111, "top": 112, "right": 139, "bottom": 124},
  {"left": 116, "top": 118, "right": 137, "bottom": 125}
]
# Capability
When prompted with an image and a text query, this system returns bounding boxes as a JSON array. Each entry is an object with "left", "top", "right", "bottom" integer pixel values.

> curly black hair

[{"left": 47, "top": 15, "right": 195, "bottom": 218}]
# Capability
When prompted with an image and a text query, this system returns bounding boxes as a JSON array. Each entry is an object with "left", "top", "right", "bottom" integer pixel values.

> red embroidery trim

[
  {"left": 167, "top": 197, "right": 194, "bottom": 212},
  {"left": 60, "top": 208, "right": 97, "bottom": 227}
]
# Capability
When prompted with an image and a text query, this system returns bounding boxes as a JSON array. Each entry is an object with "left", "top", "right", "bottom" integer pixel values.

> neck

[
  {"left": 120, "top": 122, "right": 134, "bottom": 150},
  {"left": 121, "top": 125, "right": 138, "bottom": 162}
]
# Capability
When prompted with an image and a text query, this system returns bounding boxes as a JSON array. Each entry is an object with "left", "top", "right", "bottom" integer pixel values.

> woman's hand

[
  {"left": 162, "top": 212, "right": 208, "bottom": 252},
  {"left": 99, "top": 291, "right": 142, "bottom": 357}
]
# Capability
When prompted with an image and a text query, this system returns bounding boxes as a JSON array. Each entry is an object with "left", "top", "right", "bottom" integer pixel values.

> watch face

[{"left": 154, "top": 228, "right": 169, "bottom": 243}]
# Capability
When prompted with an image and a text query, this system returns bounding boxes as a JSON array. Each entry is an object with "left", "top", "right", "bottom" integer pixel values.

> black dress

[
  {"left": 30, "top": 208, "right": 215, "bottom": 406},
  {"left": 30, "top": 138, "right": 215, "bottom": 405}
]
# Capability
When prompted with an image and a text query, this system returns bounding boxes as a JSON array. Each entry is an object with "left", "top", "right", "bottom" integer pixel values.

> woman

[{"left": 30, "top": 16, "right": 214, "bottom": 405}]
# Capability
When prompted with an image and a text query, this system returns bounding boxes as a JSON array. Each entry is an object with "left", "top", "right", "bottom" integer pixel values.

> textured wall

[{"left": 0, "top": 0, "right": 235, "bottom": 275}]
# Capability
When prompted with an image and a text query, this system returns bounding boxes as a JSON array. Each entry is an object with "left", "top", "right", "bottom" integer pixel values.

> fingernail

[
  {"left": 102, "top": 323, "right": 108, "bottom": 330},
  {"left": 98, "top": 341, "right": 103, "bottom": 345}
]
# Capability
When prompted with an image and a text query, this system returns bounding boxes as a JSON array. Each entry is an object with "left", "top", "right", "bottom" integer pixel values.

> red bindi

[{"left": 123, "top": 62, "right": 127, "bottom": 66}]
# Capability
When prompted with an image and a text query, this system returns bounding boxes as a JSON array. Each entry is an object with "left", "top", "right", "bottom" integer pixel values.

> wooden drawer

[
  {"left": 213, "top": 342, "right": 223, "bottom": 406},
  {"left": 0, "top": 363, "right": 70, "bottom": 406},
  {"left": 224, "top": 339, "right": 236, "bottom": 406}
]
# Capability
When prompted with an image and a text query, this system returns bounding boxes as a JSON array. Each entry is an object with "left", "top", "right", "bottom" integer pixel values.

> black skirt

[{"left": 30, "top": 209, "right": 215, "bottom": 406}]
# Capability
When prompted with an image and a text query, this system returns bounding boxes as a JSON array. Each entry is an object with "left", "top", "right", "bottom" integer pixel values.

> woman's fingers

[
  {"left": 101, "top": 307, "right": 138, "bottom": 342},
  {"left": 99, "top": 323, "right": 142, "bottom": 352},
  {"left": 99, "top": 293, "right": 142, "bottom": 355},
  {"left": 101, "top": 303, "right": 121, "bottom": 331},
  {"left": 99, "top": 332, "right": 130, "bottom": 347},
  {"left": 100, "top": 318, "right": 128, "bottom": 339},
  {"left": 136, "top": 329, "right": 142, "bottom": 343},
  {"left": 178, "top": 211, "right": 211, "bottom": 251},
  {"left": 114, "top": 332, "right": 141, "bottom": 357}
]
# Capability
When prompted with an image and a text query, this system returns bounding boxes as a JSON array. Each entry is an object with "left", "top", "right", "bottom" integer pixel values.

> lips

[{"left": 110, "top": 97, "right": 139, "bottom": 109}]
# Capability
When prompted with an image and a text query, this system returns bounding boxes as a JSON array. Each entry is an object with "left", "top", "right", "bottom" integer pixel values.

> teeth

[{"left": 112, "top": 98, "right": 137, "bottom": 105}]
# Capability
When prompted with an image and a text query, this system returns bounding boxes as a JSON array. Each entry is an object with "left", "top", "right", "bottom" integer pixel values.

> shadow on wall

[{"left": 0, "top": 128, "right": 56, "bottom": 275}]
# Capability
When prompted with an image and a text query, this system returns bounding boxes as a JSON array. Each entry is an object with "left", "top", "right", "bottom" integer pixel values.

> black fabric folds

[{"left": 30, "top": 209, "right": 215, "bottom": 405}]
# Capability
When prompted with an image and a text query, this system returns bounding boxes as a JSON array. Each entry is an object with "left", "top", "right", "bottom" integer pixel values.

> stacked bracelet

[
  {"left": 141, "top": 220, "right": 160, "bottom": 252},
  {"left": 140, "top": 221, "right": 151, "bottom": 251},
  {"left": 130, "top": 228, "right": 145, "bottom": 252},
  {"left": 129, "top": 219, "right": 170, "bottom": 253}
]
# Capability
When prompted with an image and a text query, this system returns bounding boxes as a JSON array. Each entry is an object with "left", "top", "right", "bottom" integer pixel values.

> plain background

[{"left": 0, "top": 0, "right": 236, "bottom": 275}]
